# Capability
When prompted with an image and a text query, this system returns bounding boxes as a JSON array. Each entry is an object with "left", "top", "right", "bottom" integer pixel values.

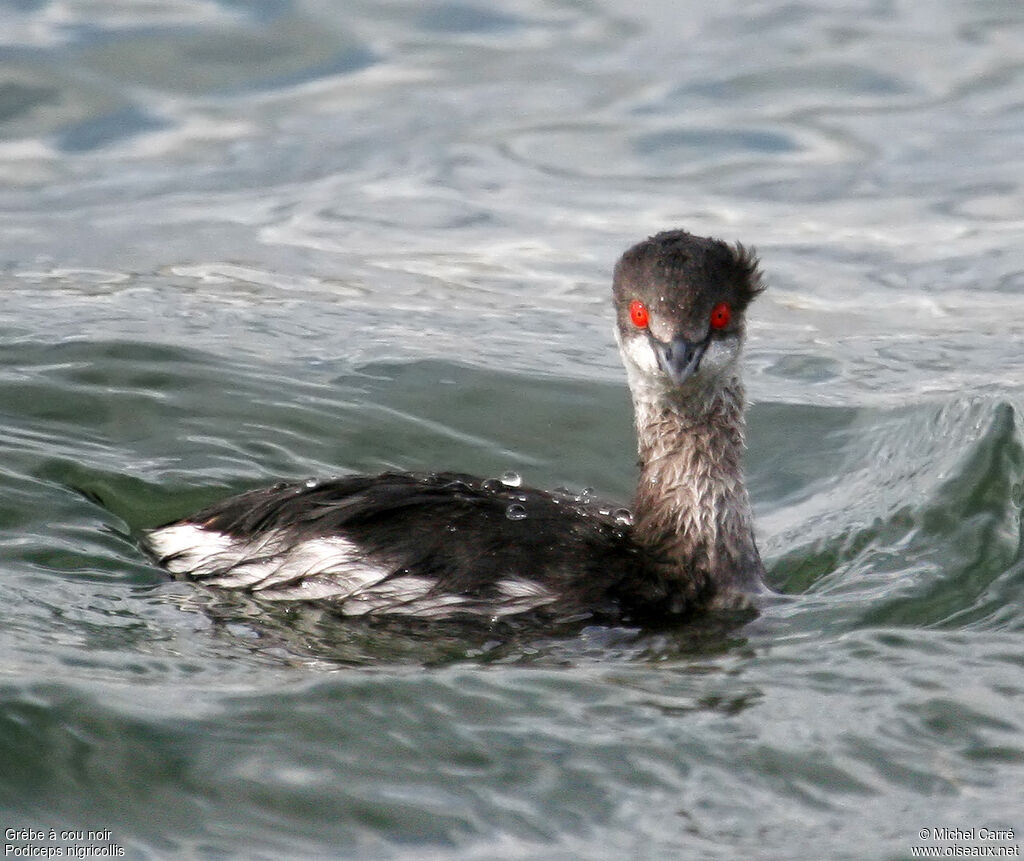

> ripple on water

[
  {"left": 763, "top": 397, "right": 1024, "bottom": 634},
  {"left": 2, "top": 1, "right": 1024, "bottom": 858}
]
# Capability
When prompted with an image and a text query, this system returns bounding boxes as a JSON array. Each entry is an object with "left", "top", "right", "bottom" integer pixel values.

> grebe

[{"left": 145, "top": 229, "right": 767, "bottom": 623}]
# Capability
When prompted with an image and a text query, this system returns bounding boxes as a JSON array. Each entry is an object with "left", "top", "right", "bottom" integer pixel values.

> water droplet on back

[
  {"left": 500, "top": 471, "right": 522, "bottom": 488},
  {"left": 612, "top": 508, "right": 634, "bottom": 526},
  {"left": 304, "top": 477, "right": 319, "bottom": 489},
  {"left": 505, "top": 503, "right": 528, "bottom": 521}
]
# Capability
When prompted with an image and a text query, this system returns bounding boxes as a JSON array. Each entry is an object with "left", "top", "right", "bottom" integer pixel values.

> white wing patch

[
  {"left": 144, "top": 524, "right": 558, "bottom": 618},
  {"left": 497, "top": 578, "right": 554, "bottom": 600},
  {"left": 144, "top": 523, "right": 243, "bottom": 577}
]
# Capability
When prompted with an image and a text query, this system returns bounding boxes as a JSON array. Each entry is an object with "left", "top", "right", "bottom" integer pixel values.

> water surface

[{"left": 1, "top": 1, "right": 1023, "bottom": 859}]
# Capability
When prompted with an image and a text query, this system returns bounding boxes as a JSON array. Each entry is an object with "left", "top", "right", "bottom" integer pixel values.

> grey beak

[{"left": 653, "top": 334, "right": 709, "bottom": 385}]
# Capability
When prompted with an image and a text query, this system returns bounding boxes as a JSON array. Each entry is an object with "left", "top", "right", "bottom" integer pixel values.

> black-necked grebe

[{"left": 145, "top": 229, "right": 767, "bottom": 623}]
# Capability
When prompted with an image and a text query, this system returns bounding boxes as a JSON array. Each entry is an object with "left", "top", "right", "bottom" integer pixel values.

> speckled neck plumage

[{"left": 630, "top": 373, "right": 764, "bottom": 602}]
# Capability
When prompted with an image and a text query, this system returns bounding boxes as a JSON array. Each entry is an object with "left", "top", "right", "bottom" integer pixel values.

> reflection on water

[{"left": 1, "top": 1, "right": 1024, "bottom": 858}]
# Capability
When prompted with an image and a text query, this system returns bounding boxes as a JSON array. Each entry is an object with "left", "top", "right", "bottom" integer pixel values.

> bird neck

[{"left": 630, "top": 375, "right": 764, "bottom": 598}]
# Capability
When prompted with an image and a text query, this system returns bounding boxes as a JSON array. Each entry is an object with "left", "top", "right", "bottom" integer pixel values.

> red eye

[
  {"left": 709, "top": 302, "right": 731, "bottom": 330},
  {"left": 629, "top": 300, "right": 649, "bottom": 328}
]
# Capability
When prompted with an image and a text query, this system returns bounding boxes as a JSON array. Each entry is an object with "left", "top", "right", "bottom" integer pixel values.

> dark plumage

[{"left": 144, "top": 229, "right": 768, "bottom": 623}]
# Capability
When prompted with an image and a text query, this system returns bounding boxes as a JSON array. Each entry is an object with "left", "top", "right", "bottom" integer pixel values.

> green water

[
  {"left": 2, "top": 335, "right": 1023, "bottom": 859},
  {"left": 3, "top": 0, "right": 1024, "bottom": 858}
]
